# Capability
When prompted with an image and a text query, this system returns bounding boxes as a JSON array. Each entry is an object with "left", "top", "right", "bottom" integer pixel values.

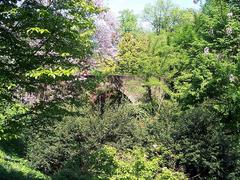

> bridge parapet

[{"left": 95, "top": 75, "right": 164, "bottom": 104}]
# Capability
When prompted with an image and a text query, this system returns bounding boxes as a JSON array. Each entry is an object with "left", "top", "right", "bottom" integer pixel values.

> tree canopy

[{"left": 0, "top": 0, "right": 239, "bottom": 179}]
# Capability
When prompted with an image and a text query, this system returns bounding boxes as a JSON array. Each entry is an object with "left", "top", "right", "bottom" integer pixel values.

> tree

[
  {"left": 143, "top": 0, "right": 175, "bottom": 34},
  {"left": 117, "top": 33, "right": 148, "bottom": 75},
  {"left": 0, "top": 0, "right": 99, "bottom": 140},
  {"left": 143, "top": 0, "right": 190, "bottom": 34},
  {"left": 119, "top": 9, "right": 138, "bottom": 34},
  {"left": 117, "top": 31, "right": 186, "bottom": 80},
  {"left": 116, "top": 31, "right": 187, "bottom": 111},
  {"left": 171, "top": 0, "right": 240, "bottom": 178},
  {"left": 94, "top": 7, "right": 119, "bottom": 59},
  {"left": 174, "top": 0, "right": 240, "bottom": 122}
]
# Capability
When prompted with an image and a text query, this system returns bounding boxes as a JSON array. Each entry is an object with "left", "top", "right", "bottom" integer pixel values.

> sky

[{"left": 104, "top": 0, "right": 200, "bottom": 15}]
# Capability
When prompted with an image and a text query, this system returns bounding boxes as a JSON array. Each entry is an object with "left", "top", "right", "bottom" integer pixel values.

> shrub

[
  {"left": 26, "top": 104, "right": 151, "bottom": 174},
  {"left": 54, "top": 145, "right": 187, "bottom": 180},
  {"left": 172, "top": 105, "right": 236, "bottom": 179}
]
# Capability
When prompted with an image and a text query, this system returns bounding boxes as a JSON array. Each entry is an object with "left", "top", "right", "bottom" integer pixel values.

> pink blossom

[
  {"left": 93, "top": 0, "right": 104, "bottom": 8},
  {"left": 94, "top": 10, "right": 119, "bottom": 58}
]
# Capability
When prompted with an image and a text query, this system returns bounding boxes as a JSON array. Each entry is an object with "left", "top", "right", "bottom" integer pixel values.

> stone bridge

[{"left": 94, "top": 75, "right": 165, "bottom": 104}]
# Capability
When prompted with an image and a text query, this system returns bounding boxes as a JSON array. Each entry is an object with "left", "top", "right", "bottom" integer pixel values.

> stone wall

[{"left": 106, "top": 75, "right": 165, "bottom": 104}]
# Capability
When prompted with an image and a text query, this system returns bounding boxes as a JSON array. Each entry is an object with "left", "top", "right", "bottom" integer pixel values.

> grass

[{"left": 0, "top": 149, "right": 49, "bottom": 180}]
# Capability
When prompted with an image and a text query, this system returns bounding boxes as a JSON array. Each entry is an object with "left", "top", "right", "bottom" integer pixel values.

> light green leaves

[
  {"left": 91, "top": 145, "right": 187, "bottom": 180},
  {"left": 26, "top": 67, "right": 79, "bottom": 79},
  {"left": 0, "top": 103, "right": 28, "bottom": 140},
  {"left": 27, "top": 27, "right": 50, "bottom": 35}
]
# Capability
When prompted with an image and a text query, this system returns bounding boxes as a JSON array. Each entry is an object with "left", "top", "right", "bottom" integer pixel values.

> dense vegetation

[{"left": 0, "top": 0, "right": 239, "bottom": 179}]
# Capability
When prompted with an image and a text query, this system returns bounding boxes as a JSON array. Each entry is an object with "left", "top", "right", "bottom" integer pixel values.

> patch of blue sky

[{"left": 104, "top": 0, "right": 201, "bottom": 15}]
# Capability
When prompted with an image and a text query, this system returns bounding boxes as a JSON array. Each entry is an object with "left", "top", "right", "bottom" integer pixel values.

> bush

[
  {"left": 172, "top": 105, "right": 238, "bottom": 179},
  {"left": 147, "top": 101, "right": 240, "bottom": 179},
  {"left": 25, "top": 104, "right": 151, "bottom": 174},
  {"left": 147, "top": 100, "right": 180, "bottom": 147},
  {"left": 54, "top": 145, "right": 187, "bottom": 180}
]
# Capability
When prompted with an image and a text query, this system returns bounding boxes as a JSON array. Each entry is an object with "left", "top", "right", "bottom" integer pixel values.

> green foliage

[
  {"left": 174, "top": 104, "right": 240, "bottom": 179},
  {"left": 116, "top": 31, "right": 187, "bottom": 101},
  {"left": 148, "top": 101, "right": 240, "bottom": 179},
  {"left": 26, "top": 67, "right": 79, "bottom": 80},
  {"left": 143, "top": 0, "right": 193, "bottom": 34},
  {"left": 0, "top": 0, "right": 99, "bottom": 140},
  {"left": 171, "top": 3, "right": 240, "bottom": 164},
  {"left": 156, "top": 167, "right": 186, "bottom": 180},
  {"left": 170, "top": 4, "right": 240, "bottom": 178},
  {"left": 25, "top": 104, "right": 151, "bottom": 174},
  {"left": 173, "top": 0, "right": 240, "bottom": 114},
  {"left": 0, "top": 102, "right": 28, "bottom": 140},
  {"left": 117, "top": 33, "right": 149, "bottom": 75},
  {"left": 54, "top": 145, "right": 186, "bottom": 180},
  {"left": 1, "top": 0, "right": 240, "bottom": 179},
  {"left": 173, "top": 106, "right": 222, "bottom": 178},
  {"left": 119, "top": 9, "right": 139, "bottom": 34},
  {"left": 0, "top": 149, "right": 49, "bottom": 180},
  {"left": 27, "top": 27, "right": 50, "bottom": 35}
]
